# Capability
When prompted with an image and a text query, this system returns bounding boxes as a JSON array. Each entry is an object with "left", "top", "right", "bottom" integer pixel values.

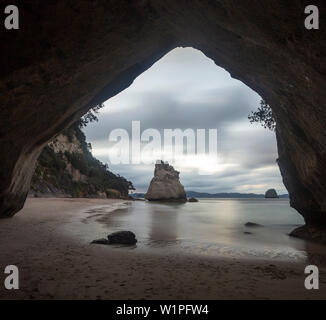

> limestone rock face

[
  {"left": 49, "top": 134, "right": 83, "bottom": 154},
  {"left": 1, "top": 1, "right": 326, "bottom": 225},
  {"left": 145, "top": 162, "right": 187, "bottom": 202},
  {"left": 265, "top": 189, "right": 279, "bottom": 199}
]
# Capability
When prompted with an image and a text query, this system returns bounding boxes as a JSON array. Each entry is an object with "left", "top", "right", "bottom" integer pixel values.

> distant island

[
  {"left": 265, "top": 188, "right": 279, "bottom": 198},
  {"left": 131, "top": 191, "right": 289, "bottom": 199}
]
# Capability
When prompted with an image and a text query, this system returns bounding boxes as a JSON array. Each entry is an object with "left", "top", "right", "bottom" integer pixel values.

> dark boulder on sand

[
  {"left": 91, "top": 231, "right": 137, "bottom": 245},
  {"left": 107, "top": 231, "right": 137, "bottom": 245},
  {"left": 188, "top": 197, "right": 199, "bottom": 202},
  {"left": 289, "top": 225, "right": 326, "bottom": 245}
]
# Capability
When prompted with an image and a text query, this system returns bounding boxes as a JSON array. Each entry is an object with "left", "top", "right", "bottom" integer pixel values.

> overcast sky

[{"left": 83, "top": 47, "right": 286, "bottom": 194}]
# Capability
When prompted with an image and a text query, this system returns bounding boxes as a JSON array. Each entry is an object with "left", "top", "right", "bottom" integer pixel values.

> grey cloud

[{"left": 84, "top": 86, "right": 259, "bottom": 142}]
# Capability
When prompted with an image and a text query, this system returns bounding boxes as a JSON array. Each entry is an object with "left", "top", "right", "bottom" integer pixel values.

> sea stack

[
  {"left": 265, "top": 189, "right": 278, "bottom": 198},
  {"left": 145, "top": 161, "right": 187, "bottom": 202}
]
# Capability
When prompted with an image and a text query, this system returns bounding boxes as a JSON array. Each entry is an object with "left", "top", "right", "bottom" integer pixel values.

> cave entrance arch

[
  {"left": 83, "top": 47, "right": 284, "bottom": 198},
  {"left": 1, "top": 1, "right": 326, "bottom": 228}
]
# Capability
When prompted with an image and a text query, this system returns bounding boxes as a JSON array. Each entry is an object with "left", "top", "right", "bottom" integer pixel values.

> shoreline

[{"left": 0, "top": 198, "right": 325, "bottom": 300}]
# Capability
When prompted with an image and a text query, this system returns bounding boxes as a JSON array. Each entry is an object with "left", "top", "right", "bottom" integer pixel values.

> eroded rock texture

[
  {"left": 145, "top": 161, "right": 187, "bottom": 202},
  {"left": 1, "top": 1, "right": 326, "bottom": 224}
]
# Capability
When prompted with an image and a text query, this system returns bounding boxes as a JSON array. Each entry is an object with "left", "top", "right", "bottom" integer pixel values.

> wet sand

[{"left": 0, "top": 198, "right": 325, "bottom": 300}]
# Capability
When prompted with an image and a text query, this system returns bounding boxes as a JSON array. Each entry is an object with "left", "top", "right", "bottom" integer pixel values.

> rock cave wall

[{"left": 1, "top": 1, "right": 326, "bottom": 224}]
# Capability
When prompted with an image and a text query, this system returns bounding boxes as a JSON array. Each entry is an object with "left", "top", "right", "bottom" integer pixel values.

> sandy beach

[{"left": 0, "top": 198, "right": 325, "bottom": 300}]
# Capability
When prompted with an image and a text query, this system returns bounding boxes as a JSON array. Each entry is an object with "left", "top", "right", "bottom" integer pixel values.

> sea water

[{"left": 88, "top": 198, "right": 326, "bottom": 264}]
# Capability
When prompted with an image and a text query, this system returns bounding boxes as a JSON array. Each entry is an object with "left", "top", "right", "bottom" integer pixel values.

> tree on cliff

[
  {"left": 248, "top": 99, "right": 275, "bottom": 131},
  {"left": 79, "top": 103, "right": 104, "bottom": 128}
]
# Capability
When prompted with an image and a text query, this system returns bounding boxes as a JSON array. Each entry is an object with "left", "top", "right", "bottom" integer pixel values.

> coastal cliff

[
  {"left": 145, "top": 161, "right": 187, "bottom": 202},
  {"left": 30, "top": 123, "right": 133, "bottom": 198}
]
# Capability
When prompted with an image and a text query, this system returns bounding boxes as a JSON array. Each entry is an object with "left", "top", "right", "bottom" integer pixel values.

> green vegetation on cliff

[{"left": 31, "top": 120, "right": 134, "bottom": 198}]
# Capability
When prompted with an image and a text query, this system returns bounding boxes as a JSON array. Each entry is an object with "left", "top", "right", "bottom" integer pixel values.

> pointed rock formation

[{"left": 145, "top": 161, "right": 187, "bottom": 202}]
